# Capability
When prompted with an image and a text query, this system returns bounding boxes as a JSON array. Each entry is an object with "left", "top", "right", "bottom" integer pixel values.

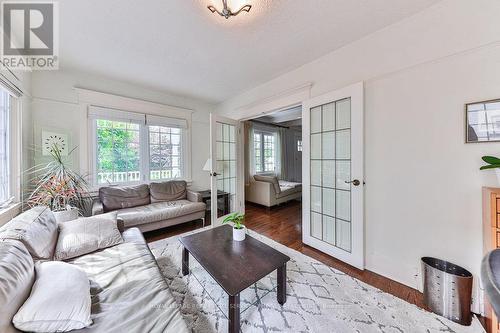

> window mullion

[
  {"left": 261, "top": 133, "right": 265, "bottom": 172},
  {"left": 141, "top": 123, "right": 150, "bottom": 183}
]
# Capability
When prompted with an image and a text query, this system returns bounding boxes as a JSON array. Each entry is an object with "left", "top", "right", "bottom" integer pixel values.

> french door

[
  {"left": 209, "top": 114, "right": 244, "bottom": 226},
  {"left": 302, "top": 82, "right": 365, "bottom": 269}
]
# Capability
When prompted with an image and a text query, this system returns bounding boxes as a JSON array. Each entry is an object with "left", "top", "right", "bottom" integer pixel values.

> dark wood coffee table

[{"left": 179, "top": 225, "right": 290, "bottom": 333}]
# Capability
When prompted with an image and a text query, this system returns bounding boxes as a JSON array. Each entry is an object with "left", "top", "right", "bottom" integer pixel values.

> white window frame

[
  {"left": 0, "top": 83, "right": 22, "bottom": 225},
  {"left": 88, "top": 107, "right": 190, "bottom": 187},
  {"left": 75, "top": 88, "right": 193, "bottom": 190},
  {"left": 146, "top": 122, "right": 186, "bottom": 182},
  {"left": 0, "top": 90, "right": 21, "bottom": 205},
  {"left": 254, "top": 130, "right": 277, "bottom": 174}
]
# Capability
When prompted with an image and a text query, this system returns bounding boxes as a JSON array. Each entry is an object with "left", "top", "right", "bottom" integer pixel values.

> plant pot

[
  {"left": 53, "top": 208, "right": 79, "bottom": 223},
  {"left": 496, "top": 169, "right": 500, "bottom": 185},
  {"left": 233, "top": 227, "right": 246, "bottom": 241}
]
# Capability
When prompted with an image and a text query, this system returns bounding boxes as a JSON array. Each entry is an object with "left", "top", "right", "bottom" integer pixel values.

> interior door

[
  {"left": 209, "top": 114, "right": 243, "bottom": 227},
  {"left": 302, "top": 82, "right": 364, "bottom": 269}
]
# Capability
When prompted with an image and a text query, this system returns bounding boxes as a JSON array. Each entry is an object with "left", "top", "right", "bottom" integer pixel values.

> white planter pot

[
  {"left": 53, "top": 209, "right": 79, "bottom": 223},
  {"left": 233, "top": 227, "right": 246, "bottom": 241}
]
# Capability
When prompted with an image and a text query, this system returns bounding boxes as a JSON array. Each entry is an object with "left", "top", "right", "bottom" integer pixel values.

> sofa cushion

[
  {"left": 0, "top": 206, "right": 57, "bottom": 260},
  {"left": 117, "top": 200, "right": 206, "bottom": 228},
  {"left": 0, "top": 239, "right": 35, "bottom": 333},
  {"left": 276, "top": 186, "right": 300, "bottom": 199},
  {"left": 279, "top": 180, "right": 302, "bottom": 191},
  {"left": 99, "top": 184, "right": 150, "bottom": 212},
  {"left": 54, "top": 212, "right": 123, "bottom": 261},
  {"left": 67, "top": 228, "right": 189, "bottom": 333},
  {"left": 13, "top": 261, "right": 92, "bottom": 332},
  {"left": 254, "top": 175, "right": 281, "bottom": 194},
  {"left": 150, "top": 181, "right": 187, "bottom": 203}
]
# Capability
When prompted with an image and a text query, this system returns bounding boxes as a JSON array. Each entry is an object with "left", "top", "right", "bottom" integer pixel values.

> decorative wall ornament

[
  {"left": 42, "top": 131, "right": 68, "bottom": 156},
  {"left": 465, "top": 98, "right": 500, "bottom": 143},
  {"left": 207, "top": 0, "right": 251, "bottom": 19}
]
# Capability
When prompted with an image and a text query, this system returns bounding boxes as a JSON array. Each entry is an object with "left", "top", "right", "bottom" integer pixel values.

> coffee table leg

[
  {"left": 229, "top": 294, "right": 240, "bottom": 333},
  {"left": 182, "top": 247, "right": 189, "bottom": 276},
  {"left": 277, "top": 263, "right": 287, "bottom": 305}
]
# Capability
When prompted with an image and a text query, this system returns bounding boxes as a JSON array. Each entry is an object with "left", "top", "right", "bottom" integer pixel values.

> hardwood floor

[{"left": 144, "top": 200, "right": 426, "bottom": 310}]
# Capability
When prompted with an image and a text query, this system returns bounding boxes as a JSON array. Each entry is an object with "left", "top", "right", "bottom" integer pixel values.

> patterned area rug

[{"left": 149, "top": 228, "right": 484, "bottom": 333}]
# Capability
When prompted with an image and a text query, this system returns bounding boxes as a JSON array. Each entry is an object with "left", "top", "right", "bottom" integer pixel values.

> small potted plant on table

[{"left": 222, "top": 212, "right": 246, "bottom": 241}]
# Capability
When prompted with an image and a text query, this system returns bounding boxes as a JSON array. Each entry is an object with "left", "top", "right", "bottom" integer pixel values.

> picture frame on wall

[
  {"left": 466, "top": 98, "right": 500, "bottom": 143},
  {"left": 41, "top": 130, "right": 69, "bottom": 156}
]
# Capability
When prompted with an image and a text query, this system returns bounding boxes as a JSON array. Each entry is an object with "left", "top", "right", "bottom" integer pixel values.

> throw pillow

[
  {"left": 54, "top": 212, "right": 123, "bottom": 261},
  {"left": 0, "top": 206, "right": 58, "bottom": 260},
  {"left": 150, "top": 180, "right": 187, "bottom": 203},
  {"left": 13, "top": 261, "right": 92, "bottom": 332},
  {"left": 99, "top": 184, "right": 150, "bottom": 212}
]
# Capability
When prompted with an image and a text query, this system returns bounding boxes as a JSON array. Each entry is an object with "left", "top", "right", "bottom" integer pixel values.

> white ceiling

[
  {"left": 257, "top": 106, "right": 303, "bottom": 124},
  {"left": 59, "top": 0, "right": 440, "bottom": 104}
]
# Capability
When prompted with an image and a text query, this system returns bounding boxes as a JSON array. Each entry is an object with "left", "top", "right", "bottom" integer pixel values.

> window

[
  {"left": 96, "top": 119, "right": 141, "bottom": 184},
  {"left": 90, "top": 108, "right": 188, "bottom": 186},
  {"left": 254, "top": 131, "right": 276, "bottom": 173},
  {"left": 254, "top": 133, "right": 262, "bottom": 173},
  {"left": 149, "top": 126, "right": 182, "bottom": 180},
  {"left": 0, "top": 88, "right": 10, "bottom": 205}
]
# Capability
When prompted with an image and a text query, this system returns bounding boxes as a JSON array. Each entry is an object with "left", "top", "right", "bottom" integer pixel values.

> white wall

[
  {"left": 216, "top": 0, "right": 500, "bottom": 309},
  {"left": 31, "top": 70, "right": 214, "bottom": 191}
]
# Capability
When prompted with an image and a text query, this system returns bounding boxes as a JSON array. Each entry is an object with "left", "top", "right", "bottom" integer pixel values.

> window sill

[{"left": 0, "top": 202, "right": 22, "bottom": 226}]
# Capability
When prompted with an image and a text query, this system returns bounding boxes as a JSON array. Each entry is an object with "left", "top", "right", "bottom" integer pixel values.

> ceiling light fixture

[{"left": 207, "top": 0, "right": 251, "bottom": 19}]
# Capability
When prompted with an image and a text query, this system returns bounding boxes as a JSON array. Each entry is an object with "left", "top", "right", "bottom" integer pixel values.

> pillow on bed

[
  {"left": 13, "top": 261, "right": 92, "bottom": 332},
  {"left": 54, "top": 212, "right": 123, "bottom": 261}
]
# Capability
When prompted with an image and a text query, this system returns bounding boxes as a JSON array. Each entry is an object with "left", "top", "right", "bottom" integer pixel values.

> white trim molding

[
  {"left": 74, "top": 87, "right": 194, "bottom": 117},
  {"left": 234, "top": 83, "right": 313, "bottom": 120}
]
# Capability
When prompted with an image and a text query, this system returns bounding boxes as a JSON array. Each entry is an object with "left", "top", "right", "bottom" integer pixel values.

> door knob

[
  {"left": 210, "top": 172, "right": 218, "bottom": 177},
  {"left": 345, "top": 179, "right": 361, "bottom": 186}
]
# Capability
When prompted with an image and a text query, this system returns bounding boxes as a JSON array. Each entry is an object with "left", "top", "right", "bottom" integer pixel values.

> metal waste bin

[{"left": 421, "top": 257, "right": 473, "bottom": 326}]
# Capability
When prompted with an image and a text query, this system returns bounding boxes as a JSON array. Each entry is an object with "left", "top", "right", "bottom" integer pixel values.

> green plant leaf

[
  {"left": 480, "top": 164, "right": 500, "bottom": 170},
  {"left": 222, "top": 212, "right": 245, "bottom": 228},
  {"left": 482, "top": 156, "right": 500, "bottom": 165}
]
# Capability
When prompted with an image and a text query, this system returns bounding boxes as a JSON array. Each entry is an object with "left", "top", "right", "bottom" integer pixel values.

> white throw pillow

[
  {"left": 54, "top": 212, "right": 123, "bottom": 261},
  {"left": 13, "top": 261, "right": 92, "bottom": 332}
]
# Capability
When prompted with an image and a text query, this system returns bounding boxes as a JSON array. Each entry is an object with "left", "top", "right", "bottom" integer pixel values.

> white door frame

[
  {"left": 209, "top": 114, "right": 244, "bottom": 227},
  {"left": 302, "top": 82, "right": 365, "bottom": 270}
]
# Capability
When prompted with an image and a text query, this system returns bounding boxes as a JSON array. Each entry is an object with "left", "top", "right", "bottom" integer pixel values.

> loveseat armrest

[
  {"left": 92, "top": 199, "right": 104, "bottom": 216},
  {"left": 245, "top": 181, "right": 276, "bottom": 207},
  {"left": 187, "top": 190, "right": 202, "bottom": 203}
]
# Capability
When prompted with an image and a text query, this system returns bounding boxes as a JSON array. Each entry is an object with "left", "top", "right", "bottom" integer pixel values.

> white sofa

[{"left": 245, "top": 175, "right": 302, "bottom": 207}]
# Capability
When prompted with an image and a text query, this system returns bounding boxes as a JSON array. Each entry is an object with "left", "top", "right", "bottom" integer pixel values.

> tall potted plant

[{"left": 26, "top": 144, "right": 90, "bottom": 221}]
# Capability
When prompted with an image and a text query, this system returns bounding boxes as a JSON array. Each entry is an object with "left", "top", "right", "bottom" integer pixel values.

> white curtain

[
  {"left": 0, "top": 90, "right": 10, "bottom": 205},
  {"left": 244, "top": 121, "right": 255, "bottom": 185},
  {"left": 275, "top": 128, "right": 287, "bottom": 180}
]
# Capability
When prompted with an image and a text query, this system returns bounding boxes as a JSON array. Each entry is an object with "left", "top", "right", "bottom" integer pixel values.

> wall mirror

[{"left": 466, "top": 99, "right": 500, "bottom": 143}]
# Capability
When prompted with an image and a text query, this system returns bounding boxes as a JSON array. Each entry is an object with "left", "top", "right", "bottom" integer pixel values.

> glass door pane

[
  {"left": 215, "top": 121, "right": 237, "bottom": 218},
  {"left": 309, "top": 98, "right": 352, "bottom": 252}
]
